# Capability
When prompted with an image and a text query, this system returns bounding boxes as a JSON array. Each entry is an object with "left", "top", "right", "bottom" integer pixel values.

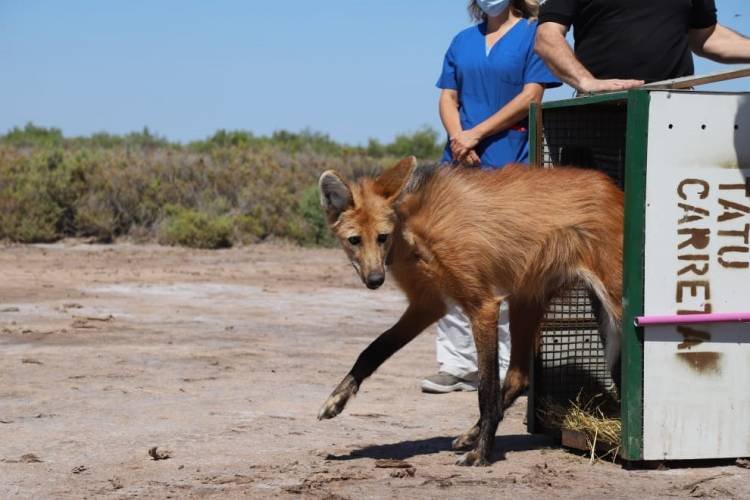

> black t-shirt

[{"left": 538, "top": 0, "right": 718, "bottom": 82}]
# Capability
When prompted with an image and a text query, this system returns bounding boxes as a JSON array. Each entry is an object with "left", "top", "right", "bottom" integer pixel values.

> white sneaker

[{"left": 420, "top": 372, "right": 478, "bottom": 393}]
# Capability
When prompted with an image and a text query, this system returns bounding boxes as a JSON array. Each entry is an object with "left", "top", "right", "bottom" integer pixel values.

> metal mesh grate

[
  {"left": 541, "top": 102, "right": 627, "bottom": 187},
  {"left": 538, "top": 285, "right": 614, "bottom": 406},
  {"left": 533, "top": 100, "right": 627, "bottom": 419}
]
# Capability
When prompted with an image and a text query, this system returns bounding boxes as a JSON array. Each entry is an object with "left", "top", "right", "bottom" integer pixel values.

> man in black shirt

[{"left": 535, "top": 0, "right": 750, "bottom": 93}]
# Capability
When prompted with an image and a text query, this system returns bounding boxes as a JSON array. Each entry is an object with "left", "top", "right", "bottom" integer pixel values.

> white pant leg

[
  {"left": 436, "top": 302, "right": 511, "bottom": 383},
  {"left": 436, "top": 304, "right": 478, "bottom": 381},
  {"left": 497, "top": 301, "right": 511, "bottom": 384}
]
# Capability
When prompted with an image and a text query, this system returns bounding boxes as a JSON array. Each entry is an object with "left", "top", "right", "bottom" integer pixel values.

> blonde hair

[{"left": 467, "top": 0, "right": 539, "bottom": 22}]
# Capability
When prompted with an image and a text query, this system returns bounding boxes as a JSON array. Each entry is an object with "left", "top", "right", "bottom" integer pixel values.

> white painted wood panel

[{"left": 642, "top": 91, "right": 750, "bottom": 459}]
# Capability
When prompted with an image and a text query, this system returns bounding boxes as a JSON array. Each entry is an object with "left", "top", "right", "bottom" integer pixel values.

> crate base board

[
  {"left": 559, "top": 429, "right": 747, "bottom": 467},
  {"left": 561, "top": 428, "right": 620, "bottom": 459}
]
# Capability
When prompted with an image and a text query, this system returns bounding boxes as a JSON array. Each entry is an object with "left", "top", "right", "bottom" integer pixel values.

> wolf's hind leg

[
  {"left": 501, "top": 299, "right": 545, "bottom": 410},
  {"left": 456, "top": 297, "right": 502, "bottom": 466},
  {"left": 452, "top": 419, "right": 480, "bottom": 451},
  {"left": 578, "top": 267, "right": 622, "bottom": 389}
]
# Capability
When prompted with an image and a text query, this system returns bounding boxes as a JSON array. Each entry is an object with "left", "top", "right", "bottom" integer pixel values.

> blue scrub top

[{"left": 436, "top": 20, "right": 560, "bottom": 168}]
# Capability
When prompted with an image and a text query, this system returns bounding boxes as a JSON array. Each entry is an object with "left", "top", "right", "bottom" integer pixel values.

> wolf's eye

[
  {"left": 377, "top": 233, "right": 389, "bottom": 244},
  {"left": 347, "top": 236, "right": 361, "bottom": 245}
]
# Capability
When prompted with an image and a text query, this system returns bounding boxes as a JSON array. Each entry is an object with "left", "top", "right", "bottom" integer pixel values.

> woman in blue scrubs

[{"left": 421, "top": 0, "right": 560, "bottom": 394}]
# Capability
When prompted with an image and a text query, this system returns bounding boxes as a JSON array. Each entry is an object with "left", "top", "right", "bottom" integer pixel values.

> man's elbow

[
  {"left": 691, "top": 44, "right": 729, "bottom": 63},
  {"left": 534, "top": 25, "right": 561, "bottom": 61},
  {"left": 689, "top": 37, "right": 713, "bottom": 61},
  {"left": 534, "top": 31, "right": 551, "bottom": 60}
]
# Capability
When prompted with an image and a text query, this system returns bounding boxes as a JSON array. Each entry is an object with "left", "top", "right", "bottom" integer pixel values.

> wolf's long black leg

[{"left": 318, "top": 299, "right": 445, "bottom": 420}]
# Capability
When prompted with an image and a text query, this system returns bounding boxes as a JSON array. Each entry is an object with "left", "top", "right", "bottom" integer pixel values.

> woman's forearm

[
  {"left": 471, "top": 84, "right": 543, "bottom": 140},
  {"left": 439, "top": 89, "right": 463, "bottom": 139},
  {"left": 448, "top": 84, "right": 542, "bottom": 161}
]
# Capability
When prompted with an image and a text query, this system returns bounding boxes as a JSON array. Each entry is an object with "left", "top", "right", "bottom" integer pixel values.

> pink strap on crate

[{"left": 634, "top": 313, "right": 750, "bottom": 327}]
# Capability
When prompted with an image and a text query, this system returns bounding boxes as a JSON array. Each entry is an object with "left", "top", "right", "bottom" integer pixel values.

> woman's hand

[
  {"left": 450, "top": 146, "right": 481, "bottom": 167},
  {"left": 464, "top": 150, "right": 481, "bottom": 166},
  {"left": 439, "top": 89, "right": 481, "bottom": 166}
]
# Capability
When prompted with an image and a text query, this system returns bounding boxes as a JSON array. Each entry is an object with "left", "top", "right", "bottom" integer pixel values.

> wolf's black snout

[{"left": 365, "top": 272, "right": 385, "bottom": 290}]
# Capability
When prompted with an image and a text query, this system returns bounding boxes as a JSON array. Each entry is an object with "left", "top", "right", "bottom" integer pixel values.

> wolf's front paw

[
  {"left": 317, "top": 392, "right": 349, "bottom": 420},
  {"left": 317, "top": 374, "right": 358, "bottom": 420}
]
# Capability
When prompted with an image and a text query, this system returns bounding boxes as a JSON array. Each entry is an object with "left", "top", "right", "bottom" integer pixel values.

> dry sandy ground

[{"left": 1, "top": 242, "right": 749, "bottom": 499}]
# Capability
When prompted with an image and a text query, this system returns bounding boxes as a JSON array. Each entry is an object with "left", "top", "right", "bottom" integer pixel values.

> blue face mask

[{"left": 475, "top": 0, "right": 511, "bottom": 17}]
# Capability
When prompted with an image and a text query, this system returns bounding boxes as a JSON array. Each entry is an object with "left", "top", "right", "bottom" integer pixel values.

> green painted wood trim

[
  {"left": 620, "top": 89, "right": 649, "bottom": 461},
  {"left": 527, "top": 101, "right": 540, "bottom": 433},
  {"left": 527, "top": 339, "right": 539, "bottom": 433},
  {"left": 541, "top": 91, "right": 628, "bottom": 110},
  {"left": 529, "top": 102, "right": 541, "bottom": 167}
]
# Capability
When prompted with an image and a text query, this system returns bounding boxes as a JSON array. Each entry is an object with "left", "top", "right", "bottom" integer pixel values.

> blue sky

[{"left": 2, "top": 0, "right": 749, "bottom": 145}]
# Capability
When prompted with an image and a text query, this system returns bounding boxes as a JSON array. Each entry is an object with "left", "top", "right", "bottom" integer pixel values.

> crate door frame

[{"left": 528, "top": 89, "right": 649, "bottom": 461}]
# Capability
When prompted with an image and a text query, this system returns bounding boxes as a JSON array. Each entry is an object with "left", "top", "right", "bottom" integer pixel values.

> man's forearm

[
  {"left": 534, "top": 22, "right": 643, "bottom": 93},
  {"left": 694, "top": 24, "right": 750, "bottom": 64},
  {"left": 534, "top": 24, "right": 595, "bottom": 91}
]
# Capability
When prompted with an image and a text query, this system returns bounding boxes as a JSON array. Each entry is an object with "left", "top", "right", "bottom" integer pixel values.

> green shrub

[
  {"left": 366, "top": 126, "right": 443, "bottom": 159},
  {"left": 75, "top": 191, "right": 118, "bottom": 242},
  {"left": 387, "top": 126, "right": 443, "bottom": 159},
  {"left": 290, "top": 184, "right": 336, "bottom": 247},
  {"left": 2, "top": 123, "right": 64, "bottom": 148},
  {"left": 0, "top": 148, "right": 74, "bottom": 242},
  {"left": 0, "top": 188, "right": 63, "bottom": 242},
  {"left": 0, "top": 124, "right": 442, "bottom": 247},
  {"left": 158, "top": 206, "right": 233, "bottom": 249},
  {"left": 232, "top": 214, "right": 264, "bottom": 244}
]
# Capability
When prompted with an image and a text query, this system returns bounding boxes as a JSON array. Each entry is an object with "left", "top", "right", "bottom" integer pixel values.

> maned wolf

[{"left": 317, "top": 157, "right": 623, "bottom": 466}]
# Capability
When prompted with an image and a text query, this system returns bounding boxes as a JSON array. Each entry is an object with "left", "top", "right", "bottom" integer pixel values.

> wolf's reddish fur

[{"left": 317, "top": 157, "right": 623, "bottom": 466}]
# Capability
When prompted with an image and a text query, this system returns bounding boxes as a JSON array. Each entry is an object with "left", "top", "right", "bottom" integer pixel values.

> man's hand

[
  {"left": 536, "top": 22, "right": 643, "bottom": 94},
  {"left": 577, "top": 76, "right": 644, "bottom": 94}
]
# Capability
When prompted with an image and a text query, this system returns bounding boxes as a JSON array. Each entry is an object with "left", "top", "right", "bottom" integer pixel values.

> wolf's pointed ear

[
  {"left": 374, "top": 156, "right": 417, "bottom": 200},
  {"left": 319, "top": 170, "right": 353, "bottom": 223}
]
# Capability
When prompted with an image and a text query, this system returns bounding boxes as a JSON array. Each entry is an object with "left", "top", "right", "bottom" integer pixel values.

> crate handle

[
  {"left": 641, "top": 65, "right": 750, "bottom": 90},
  {"left": 634, "top": 312, "right": 750, "bottom": 327}
]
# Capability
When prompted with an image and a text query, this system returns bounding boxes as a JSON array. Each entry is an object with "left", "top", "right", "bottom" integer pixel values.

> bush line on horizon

[{"left": 0, "top": 124, "right": 443, "bottom": 248}]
